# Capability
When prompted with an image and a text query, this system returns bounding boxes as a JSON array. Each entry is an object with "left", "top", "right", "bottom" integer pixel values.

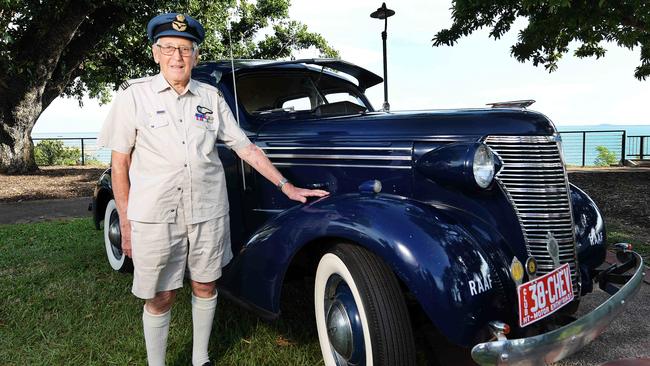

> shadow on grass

[{"left": 168, "top": 278, "right": 319, "bottom": 366}]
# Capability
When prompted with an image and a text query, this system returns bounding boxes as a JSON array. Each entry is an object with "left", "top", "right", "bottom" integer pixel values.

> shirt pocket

[{"left": 147, "top": 118, "right": 169, "bottom": 129}]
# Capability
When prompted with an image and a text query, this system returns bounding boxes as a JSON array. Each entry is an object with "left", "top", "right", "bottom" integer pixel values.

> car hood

[{"left": 256, "top": 108, "right": 556, "bottom": 141}]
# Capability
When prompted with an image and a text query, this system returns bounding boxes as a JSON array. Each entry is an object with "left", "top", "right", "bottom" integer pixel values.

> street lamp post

[{"left": 370, "top": 2, "right": 395, "bottom": 112}]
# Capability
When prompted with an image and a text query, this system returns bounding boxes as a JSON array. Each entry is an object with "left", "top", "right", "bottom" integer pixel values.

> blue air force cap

[{"left": 147, "top": 13, "right": 205, "bottom": 44}]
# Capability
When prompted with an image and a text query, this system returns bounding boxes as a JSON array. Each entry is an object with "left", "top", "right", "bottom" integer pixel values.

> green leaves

[
  {"left": 594, "top": 145, "right": 619, "bottom": 166},
  {"left": 34, "top": 140, "right": 81, "bottom": 166},
  {"left": 1, "top": 0, "right": 337, "bottom": 105},
  {"left": 433, "top": 0, "right": 650, "bottom": 80}
]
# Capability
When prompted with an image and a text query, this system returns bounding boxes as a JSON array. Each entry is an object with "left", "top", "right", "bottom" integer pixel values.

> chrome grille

[{"left": 485, "top": 135, "right": 579, "bottom": 296}]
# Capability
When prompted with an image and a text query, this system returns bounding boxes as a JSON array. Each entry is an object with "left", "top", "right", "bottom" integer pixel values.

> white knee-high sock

[
  {"left": 142, "top": 306, "right": 171, "bottom": 366},
  {"left": 192, "top": 293, "right": 218, "bottom": 366}
]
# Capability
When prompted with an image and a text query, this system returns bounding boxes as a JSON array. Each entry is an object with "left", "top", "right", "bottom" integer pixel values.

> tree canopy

[
  {"left": 0, "top": 0, "right": 338, "bottom": 173},
  {"left": 432, "top": 1, "right": 650, "bottom": 80},
  {"left": 1, "top": 0, "right": 337, "bottom": 105}
]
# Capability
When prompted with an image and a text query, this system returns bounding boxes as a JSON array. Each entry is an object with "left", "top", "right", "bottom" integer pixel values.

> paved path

[{"left": 0, "top": 197, "right": 92, "bottom": 224}]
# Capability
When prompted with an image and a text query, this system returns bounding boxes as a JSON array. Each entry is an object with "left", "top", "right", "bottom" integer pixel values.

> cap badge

[{"left": 172, "top": 14, "right": 188, "bottom": 32}]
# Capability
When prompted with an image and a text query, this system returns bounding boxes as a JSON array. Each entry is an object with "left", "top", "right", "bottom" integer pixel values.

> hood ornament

[
  {"left": 486, "top": 100, "right": 536, "bottom": 109},
  {"left": 546, "top": 232, "right": 560, "bottom": 268}
]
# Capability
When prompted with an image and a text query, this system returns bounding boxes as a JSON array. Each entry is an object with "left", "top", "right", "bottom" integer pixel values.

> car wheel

[
  {"left": 103, "top": 199, "right": 133, "bottom": 273},
  {"left": 315, "top": 243, "right": 416, "bottom": 366}
]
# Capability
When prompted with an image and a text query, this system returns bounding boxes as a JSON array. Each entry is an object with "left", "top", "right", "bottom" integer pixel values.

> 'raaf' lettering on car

[{"left": 469, "top": 272, "right": 492, "bottom": 296}]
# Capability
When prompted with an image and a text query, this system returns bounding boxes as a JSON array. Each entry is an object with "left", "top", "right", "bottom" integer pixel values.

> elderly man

[{"left": 97, "top": 13, "right": 328, "bottom": 366}]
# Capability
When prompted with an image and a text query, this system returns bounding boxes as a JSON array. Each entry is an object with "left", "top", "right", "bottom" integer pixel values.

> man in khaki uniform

[{"left": 97, "top": 13, "right": 328, "bottom": 366}]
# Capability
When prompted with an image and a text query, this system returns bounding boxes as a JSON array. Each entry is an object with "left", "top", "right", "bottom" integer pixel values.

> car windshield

[{"left": 236, "top": 70, "right": 371, "bottom": 119}]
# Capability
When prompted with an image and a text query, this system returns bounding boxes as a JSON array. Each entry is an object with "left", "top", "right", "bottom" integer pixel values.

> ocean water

[{"left": 31, "top": 124, "right": 650, "bottom": 167}]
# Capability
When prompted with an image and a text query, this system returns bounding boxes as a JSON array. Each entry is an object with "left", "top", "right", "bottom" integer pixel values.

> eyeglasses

[{"left": 156, "top": 44, "right": 195, "bottom": 57}]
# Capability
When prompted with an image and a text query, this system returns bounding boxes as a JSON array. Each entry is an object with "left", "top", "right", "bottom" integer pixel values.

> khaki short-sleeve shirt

[{"left": 98, "top": 73, "right": 251, "bottom": 224}]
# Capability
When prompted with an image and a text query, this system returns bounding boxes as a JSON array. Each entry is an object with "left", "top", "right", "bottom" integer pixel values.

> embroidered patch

[
  {"left": 172, "top": 14, "right": 188, "bottom": 32},
  {"left": 196, "top": 105, "right": 213, "bottom": 115},
  {"left": 195, "top": 113, "right": 207, "bottom": 121}
]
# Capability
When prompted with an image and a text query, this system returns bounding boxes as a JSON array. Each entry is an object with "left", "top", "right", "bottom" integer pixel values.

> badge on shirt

[{"left": 195, "top": 105, "right": 214, "bottom": 122}]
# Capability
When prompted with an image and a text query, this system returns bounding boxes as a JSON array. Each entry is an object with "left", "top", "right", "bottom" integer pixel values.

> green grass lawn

[
  {"left": 606, "top": 220, "right": 650, "bottom": 259},
  {"left": 0, "top": 219, "right": 323, "bottom": 366},
  {"left": 1, "top": 218, "right": 646, "bottom": 365}
]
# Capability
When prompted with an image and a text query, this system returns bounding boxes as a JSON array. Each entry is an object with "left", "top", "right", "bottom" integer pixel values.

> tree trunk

[
  {"left": 0, "top": 88, "right": 43, "bottom": 173},
  {"left": 0, "top": 2, "right": 112, "bottom": 174}
]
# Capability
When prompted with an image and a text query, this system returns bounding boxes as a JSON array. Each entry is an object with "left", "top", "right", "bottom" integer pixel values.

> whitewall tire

[
  {"left": 103, "top": 199, "right": 133, "bottom": 273},
  {"left": 314, "top": 243, "right": 416, "bottom": 366}
]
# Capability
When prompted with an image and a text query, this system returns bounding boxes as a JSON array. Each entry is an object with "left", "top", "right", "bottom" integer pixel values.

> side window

[
  {"left": 282, "top": 97, "right": 311, "bottom": 111},
  {"left": 324, "top": 92, "right": 365, "bottom": 107},
  {"left": 236, "top": 71, "right": 371, "bottom": 117}
]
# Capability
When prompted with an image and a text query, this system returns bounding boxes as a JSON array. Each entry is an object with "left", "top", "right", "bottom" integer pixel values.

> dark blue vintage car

[{"left": 93, "top": 59, "right": 644, "bottom": 366}]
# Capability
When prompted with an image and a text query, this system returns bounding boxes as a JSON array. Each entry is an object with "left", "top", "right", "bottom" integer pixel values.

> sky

[{"left": 33, "top": 0, "right": 650, "bottom": 134}]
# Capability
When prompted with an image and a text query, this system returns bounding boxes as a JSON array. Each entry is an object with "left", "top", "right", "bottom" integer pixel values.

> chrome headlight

[
  {"left": 473, "top": 144, "right": 495, "bottom": 188},
  {"left": 415, "top": 142, "right": 499, "bottom": 190}
]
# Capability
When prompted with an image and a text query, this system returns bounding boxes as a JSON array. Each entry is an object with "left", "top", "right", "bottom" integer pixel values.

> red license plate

[{"left": 517, "top": 263, "right": 574, "bottom": 327}]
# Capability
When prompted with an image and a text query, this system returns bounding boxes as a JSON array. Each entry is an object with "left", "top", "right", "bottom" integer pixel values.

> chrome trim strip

[
  {"left": 251, "top": 208, "right": 285, "bottom": 213},
  {"left": 261, "top": 146, "right": 412, "bottom": 151},
  {"left": 499, "top": 176, "right": 566, "bottom": 181},
  {"left": 266, "top": 153, "right": 412, "bottom": 161},
  {"left": 496, "top": 149, "right": 561, "bottom": 154},
  {"left": 271, "top": 162, "right": 411, "bottom": 169},
  {"left": 514, "top": 203, "right": 570, "bottom": 207},
  {"left": 517, "top": 213, "right": 571, "bottom": 218},
  {"left": 502, "top": 183, "right": 568, "bottom": 187},
  {"left": 487, "top": 136, "right": 555, "bottom": 143},
  {"left": 471, "top": 253, "right": 644, "bottom": 366},
  {"left": 498, "top": 162, "right": 564, "bottom": 168},
  {"left": 262, "top": 136, "right": 475, "bottom": 143},
  {"left": 505, "top": 187, "right": 567, "bottom": 193}
]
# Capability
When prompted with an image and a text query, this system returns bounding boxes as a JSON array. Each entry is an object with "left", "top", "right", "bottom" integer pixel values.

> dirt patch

[
  {"left": 568, "top": 170, "right": 649, "bottom": 229},
  {"left": 569, "top": 170, "right": 650, "bottom": 254},
  {"left": 0, "top": 166, "right": 106, "bottom": 202}
]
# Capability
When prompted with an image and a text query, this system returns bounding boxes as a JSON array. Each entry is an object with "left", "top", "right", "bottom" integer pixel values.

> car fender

[
  {"left": 92, "top": 168, "right": 113, "bottom": 229},
  {"left": 570, "top": 183, "right": 607, "bottom": 294},
  {"left": 219, "top": 193, "right": 516, "bottom": 346}
]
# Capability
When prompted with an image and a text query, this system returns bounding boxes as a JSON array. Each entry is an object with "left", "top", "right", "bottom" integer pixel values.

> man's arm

[
  {"left": 111, "top": 150, "right": 133, "bottom": 257},
  {"left": 235, "top": 144, "right": 329, "bottom": 203}
]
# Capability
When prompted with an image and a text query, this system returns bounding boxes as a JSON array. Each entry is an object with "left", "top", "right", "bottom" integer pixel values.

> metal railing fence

[
  {"left": 558, "top": 130, "right": 626, "bottom": 167},
  {"left": 32, "top": 137, "right": 110, "bottom": 166},
  {"left": 626, "top": 136, "right": 650, "bottom": 160}
]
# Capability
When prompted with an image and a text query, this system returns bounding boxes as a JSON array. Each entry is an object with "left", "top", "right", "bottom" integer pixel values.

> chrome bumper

[{"left": 471, "top": 250, "right": 645, "bottom": 366}]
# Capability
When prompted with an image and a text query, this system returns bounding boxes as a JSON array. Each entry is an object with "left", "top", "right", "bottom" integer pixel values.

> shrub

[
  {"left": 34, "top": 140, "right": 81, "bottom": 166},
  {"left": 83, "top": 155, "right": 109, "bottom": 167},
  {"left": 594, "top": 145, "right": 619, "bottom": 167}
]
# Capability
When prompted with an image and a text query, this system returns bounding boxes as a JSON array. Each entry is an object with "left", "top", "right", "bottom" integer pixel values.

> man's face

[{"left": 152, "top": 36, "right": 199, "bottom": 85}]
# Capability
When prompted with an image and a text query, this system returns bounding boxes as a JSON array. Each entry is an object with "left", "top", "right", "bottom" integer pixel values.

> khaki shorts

[{"left": 130, "top": 205, "right": 233, "bottom": 300}]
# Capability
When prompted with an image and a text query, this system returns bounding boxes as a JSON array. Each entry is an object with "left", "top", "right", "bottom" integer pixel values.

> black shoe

[{"left": 201, "top": 362, "right": 213, "bottom": 366}]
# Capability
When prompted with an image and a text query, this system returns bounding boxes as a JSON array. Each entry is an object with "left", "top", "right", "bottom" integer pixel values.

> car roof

[{"left": 194, "top": 58, "right": 383, "bottom": 91}]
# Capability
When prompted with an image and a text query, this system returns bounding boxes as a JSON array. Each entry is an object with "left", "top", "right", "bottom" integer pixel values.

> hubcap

[
  {"left": 108, "top": 210, "right": 122, "bottom": 258},
  {"left": 323, "top": 275, "right": 365, "bottom": 365},
  {"left": 327, "top": 301, "right": 353, "bottom": 358}
]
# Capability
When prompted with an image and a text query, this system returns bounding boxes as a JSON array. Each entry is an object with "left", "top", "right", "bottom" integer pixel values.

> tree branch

[
  {"left": 622, "top": 16, "right": 647, "bottom": 33},
  {"left": 4, "top": 1, "right": 96, "bottom": 106},
  {"left": 42, "top": 5, "right": 130, "bottom": 107}
]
